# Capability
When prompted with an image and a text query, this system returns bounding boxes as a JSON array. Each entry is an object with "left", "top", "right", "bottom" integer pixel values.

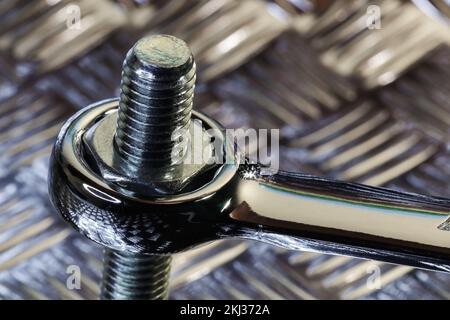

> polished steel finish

[
  {"left": 1, "top": 0, "right": 449, "bottom": 301},
  {"left": 235, "top": 169, "right": 450, "bottom": 272},
  {"left": 98, "top": 35, "right": 199, "bottom": 300},
  {"left": 50, "top": 101, "right": 450, "bottom": 273},
  {"left": 49, "top": 35, "right": 216, "bottom": 300}
]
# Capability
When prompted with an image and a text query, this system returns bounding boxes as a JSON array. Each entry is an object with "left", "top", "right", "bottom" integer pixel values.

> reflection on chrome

[{"left": 231, "top": 166, "right": 450, "bottom": 272}]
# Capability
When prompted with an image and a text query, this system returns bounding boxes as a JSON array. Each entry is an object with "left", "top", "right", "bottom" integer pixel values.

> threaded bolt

[
  {"left": 101, "top": 35, "right": 196, "bottom": 300},
  {"left": 115, "top": 34, "right": 196, "bottom": 168},
  {"left": 101, "top": 249, "right": 172, "bottom": 300}
]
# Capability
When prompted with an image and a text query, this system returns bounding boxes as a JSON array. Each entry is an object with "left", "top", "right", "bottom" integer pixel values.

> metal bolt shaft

[
  {"left": 101, "top": 249, "right": 172, "bottom": 300},
  {"left": 115, "top": 34, "right": 196, "bottom": 168},
  {"left": 101, "top": 35, "right": 196, "bottom": 300}
]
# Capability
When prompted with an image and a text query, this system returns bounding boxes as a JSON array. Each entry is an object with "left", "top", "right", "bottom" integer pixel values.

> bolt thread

[
  {"left": 102, "top": 35, "right": 195, "bottom": 300},
  {"left": 101, "top": 249, "right": 172, "bottom": 300},
  {"left": 115, "top": 35, "right": 195, "bottom": 168}
]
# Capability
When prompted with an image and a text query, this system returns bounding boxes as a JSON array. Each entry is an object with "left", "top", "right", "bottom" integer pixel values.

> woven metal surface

[{"left": 1, "top": 0, "right": 450, "bottom": 299}]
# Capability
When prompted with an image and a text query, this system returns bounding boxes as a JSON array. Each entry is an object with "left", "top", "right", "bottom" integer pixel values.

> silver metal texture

[
  {"left": 3, "top": 0, "right": 450, "bottom": 300},
  {"left": 98, "top": 35, "right": 198, "bottom": 300},
  {"left": 101, "top": 249, "right": 172, "bottom": 300}
]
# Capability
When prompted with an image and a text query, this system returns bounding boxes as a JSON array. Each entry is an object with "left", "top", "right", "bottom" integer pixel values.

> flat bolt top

[{"left": 134, "top": 35, "right": 191, "bottom": 69}]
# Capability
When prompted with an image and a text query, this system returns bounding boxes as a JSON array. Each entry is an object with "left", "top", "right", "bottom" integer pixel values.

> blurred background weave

[{"left": 1, "top": 0, "right": 450, "bottom": 299}]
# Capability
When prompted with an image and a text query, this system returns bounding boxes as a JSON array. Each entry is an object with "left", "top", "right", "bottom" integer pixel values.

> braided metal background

[{"left": 1, "top": 0, "right": 450, "bottom": 299}]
